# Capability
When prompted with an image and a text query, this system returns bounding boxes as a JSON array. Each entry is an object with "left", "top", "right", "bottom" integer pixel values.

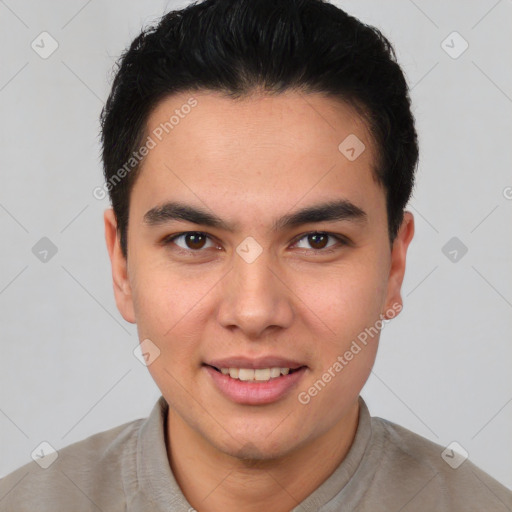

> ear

[
  {"left": 382, "top": 211, "right": 415, "bottom": 319},
  {"left": 104, "top": 209, "right": 136, "bottom": 324}
]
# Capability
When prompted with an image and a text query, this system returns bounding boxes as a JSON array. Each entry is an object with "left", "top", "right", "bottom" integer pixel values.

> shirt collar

[
  {"left": 135, "top": 394, "right": 373, "bottom": 510},
  {"left": 136, "top": 395, "right": 190, "bottom": 510}
]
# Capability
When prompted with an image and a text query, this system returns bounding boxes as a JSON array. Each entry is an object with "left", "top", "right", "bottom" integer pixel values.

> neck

[{"left": 166, "top": 400, "right": 360, "bottom": 512}]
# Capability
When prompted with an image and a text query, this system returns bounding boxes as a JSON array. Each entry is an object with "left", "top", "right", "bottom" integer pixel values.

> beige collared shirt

[{"left": 1, "top": 395, "right": 510, "bottom": 511}]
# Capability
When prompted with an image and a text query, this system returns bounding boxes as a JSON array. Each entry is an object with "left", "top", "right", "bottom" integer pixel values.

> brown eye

[
  {"left": 164, "top": 232, "right": 216, "bottom": 252},
  {"left": 183, "top": 232, "right": 207, "bottom": 250},
  {"left": 294, "top": 231, "right": 346, "bottom": 252},
  {"left": 307, "top": 233, "right": 329, "bottom": 250}
]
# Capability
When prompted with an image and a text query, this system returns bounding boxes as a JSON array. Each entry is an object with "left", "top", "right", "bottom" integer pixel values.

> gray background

[{"left": 1, "top": 0, "right": 511, "bottom": 491}]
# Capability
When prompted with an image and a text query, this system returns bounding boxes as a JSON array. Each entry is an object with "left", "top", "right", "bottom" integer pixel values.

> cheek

[
  {"left": 292, "top": 256, "right": 388, "bottom": 342},
  {"left": 294, "top": 267, "right": 384, "bottom": 416},
  {"left": 129, "top": 256, "right": 195, "bottom": 358},
  {"left": 130, "top": 249, "right": 199, "bottom": 331},
  {"left": 129, "top": 253, "right": 231, "bottom": 381},
  {"left": 131, "top": 268, "right": 202, "bottom": 396}
]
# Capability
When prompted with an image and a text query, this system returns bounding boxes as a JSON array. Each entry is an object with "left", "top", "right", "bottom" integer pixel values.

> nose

[{"left": 216, "top": 247, "right": 294, "bottom": 340}]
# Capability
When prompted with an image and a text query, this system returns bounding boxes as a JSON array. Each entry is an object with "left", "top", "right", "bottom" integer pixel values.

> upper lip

[{"left": 205, "top": 356, "right": 306, "bottom": 370}]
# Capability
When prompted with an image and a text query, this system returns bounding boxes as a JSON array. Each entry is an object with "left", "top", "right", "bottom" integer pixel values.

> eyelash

[{"left": 161, "top": 231, "right": 349, "bottom": 256}]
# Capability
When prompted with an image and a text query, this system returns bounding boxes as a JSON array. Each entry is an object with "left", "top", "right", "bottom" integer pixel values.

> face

[{"left": 104, "top": 90, "right": 414, "bottom": 461}]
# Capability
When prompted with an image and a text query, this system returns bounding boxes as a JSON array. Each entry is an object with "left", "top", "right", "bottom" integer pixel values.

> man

[{"left": 1, "top": 0, "right": 510, "bottom": 510}]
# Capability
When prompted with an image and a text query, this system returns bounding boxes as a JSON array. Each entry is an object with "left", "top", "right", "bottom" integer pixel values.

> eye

[
  {"left": 162, "top": 232, "right": 218, "bottom": 254},
  {"left": 292, "top": 232, "right": 347, "bottom": 253},
  {"left": 162, "top": 230, "right": 349, "bottom": 256}
]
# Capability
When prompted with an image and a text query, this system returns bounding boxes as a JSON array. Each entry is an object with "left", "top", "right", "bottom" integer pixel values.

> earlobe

[
  {"left": 103, "top": 209, "right": 136, "bottom": 324},
  {"left": 382, "top": 211, "right": 415, "bottom": 319}
]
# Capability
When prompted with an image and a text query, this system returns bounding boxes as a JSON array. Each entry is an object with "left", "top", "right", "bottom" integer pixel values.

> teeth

[
  {"left": 238, "top": 368, "right": 254, "bottom": 381},
  {"left": 254, "top": 368, "right": 270, "bottom": 381},
  {"left": 216, "top": 366, "right": 295, "bottom": 382},
  {"left": 269, "top": 367, "right": 281, "bottom": 378}
]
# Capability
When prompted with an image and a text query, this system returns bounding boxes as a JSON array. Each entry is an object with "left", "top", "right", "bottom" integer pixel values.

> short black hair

[{"left": 100, "top": 0, "right": 418, "bottom": 258}]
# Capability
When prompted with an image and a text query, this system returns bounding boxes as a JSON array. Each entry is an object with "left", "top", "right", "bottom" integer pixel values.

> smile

[
  {"left": 211, "top": 366, "right": 302, "bottom": 382},
  {"left": 203, "top": 364, "right": 307, "bottom": 405}
]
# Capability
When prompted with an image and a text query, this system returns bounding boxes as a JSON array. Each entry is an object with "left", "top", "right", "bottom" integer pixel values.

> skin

[{"left": 104, "top": 89, "right": 414, "bottom": 512}]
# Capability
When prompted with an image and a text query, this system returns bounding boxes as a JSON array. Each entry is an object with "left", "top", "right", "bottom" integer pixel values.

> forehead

[
  {"left": 145, "top": 89, "right": 374, "bottom": 160},
  {"left": 131, "top": 90, "right": 384, "bottom": 229}
]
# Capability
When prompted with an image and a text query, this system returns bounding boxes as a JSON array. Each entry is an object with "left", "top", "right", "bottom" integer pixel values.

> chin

[
  {"left": 225, "top": 439, "right": 290, "bottom": 463},
  {"left": 213, "top": 426, "right": 308, "bottom": 464}
]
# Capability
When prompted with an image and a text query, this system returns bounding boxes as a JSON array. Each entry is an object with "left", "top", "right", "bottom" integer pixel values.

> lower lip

[{"left": 203, "top": 365, "right": 307, "bottom": 405}]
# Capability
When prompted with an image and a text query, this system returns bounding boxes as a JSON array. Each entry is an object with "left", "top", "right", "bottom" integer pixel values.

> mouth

[
  {"left": 202, "top": 363, "right": 308, "bottom": 405},
  {"left": 204, "top": 364, "right": 305, "bottom": 382}
]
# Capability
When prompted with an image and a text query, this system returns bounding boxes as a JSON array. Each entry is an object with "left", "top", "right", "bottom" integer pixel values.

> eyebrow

[{"left": 143, "top": 199, "right": 368, "bottom": 232}]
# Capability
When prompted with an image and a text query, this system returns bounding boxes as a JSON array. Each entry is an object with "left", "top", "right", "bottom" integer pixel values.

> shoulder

[
  {"left": 0, "top": 416, "right": 145, "bottom": 512},
  {"left": 369, "top": 415, "right": 512, "bottom": 511}
]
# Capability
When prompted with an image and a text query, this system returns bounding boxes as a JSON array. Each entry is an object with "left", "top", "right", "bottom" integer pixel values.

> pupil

[
  {"left": 309, "top": 233, "right": 327, "bottom": 249},
  {"left": 187, "top": 233, "right": 205, "bottom": 249}
]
